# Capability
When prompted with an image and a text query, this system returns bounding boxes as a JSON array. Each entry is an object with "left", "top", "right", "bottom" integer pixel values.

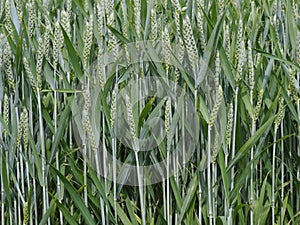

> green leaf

[
  {"left": 39, "top": 199, "right": 55, "bottom": 225},
  {"left": 125, "top": 197, "right": 139, "bottom": 225},
  {"left": 178, "top": 175, "right": 198, "bottom": 223},
  {"left": 55, "top": 199, "right": 78, "bottom": 225},
  {"left": 48, "top": 102, "right": 71, "bottom": 164},
  {"left": 254, "top": 49, "right": 300, "bottom": 71},
  {"left": 170, "top": 176, "right": 183, "bottom": 209},
  {"left": 138, "top": 94, "right": 156, "bottom": 131},
  {"left": 28, "top": 130, "right": 43, "bottom": 184},
  {"left": 50, "top": 166, "right": 96, "bottom": 225},
  {"left": 196, "top": 8, "right": 226, "bottom": 86},
  {"left": 1, "top": 152, "right": 12, "bottom": 210},
  {"left": 218, "top": 150, "right": 229, "bottom": 206},
  {"left": 227, "top": 115, "right": 275, "bottom": 170},
  {"left": 61, "top": 27, "right": 84, "bottom": 80}
]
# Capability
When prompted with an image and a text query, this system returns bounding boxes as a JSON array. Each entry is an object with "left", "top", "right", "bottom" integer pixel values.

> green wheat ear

[
  {"left": 3, "top": 93, "right": 9, "bottom": 135},
  {"left": 3, "top": 43, "right": 15, "bottom": 91},
  {"left": 53, "top": 21, "right": 61, "bottom": 72},
  {"left": 289, "top": 68, "right": 299, "bottom": 102},
  {"left": 28, "top": 1, "right": 35, "bottom": 38},
  {"left": 6, "top": 57, "right": 15, "bottom": 91},
  {"left": 83, "top": 16, "right": 93, "bottom": 68},
  {"left": 209, "top": 86, "right": 223, "bottom": 127},
  {"left": 23, "top": 202, "right": 29, "bottom": 225},
  {"left": 151, "top": 9, "right": 158, "bottom": 41},
  {"left": 23, "top": 57, "right": 37, "bottom": 95},
  {"left": 183, "top": 16, "right": 198, "bottom": 71},
  {"left": 17, "top": 113, "right": 24, "bottom": 148},
  {"left": 61, "top": 10, "right": 70, "bottom": 37},
  {"left": 110, "top": 85, "right": 118, "bottom": 129},
  {"left": 125, "top": 94, "right": 138, "bottom": 146},
  {"left": 36, "top": 37, "right": 45, "bottom": 92},
  {"left": 5, "top": 0, "right": 13, "bottom": 36},
  {"left": 162, "top": 27, "right": 171, "bottom": 71},
  {"left": 226, "top": 102, "right": 233, "bottom": 148},
  {"left": 253, "top": 89, "right": 264, "bottom": 126},
  {"left": 197, "top": 0, "right": 206, "bottom": 53},
  {"left": 248, "top": 39, "right": 255, "bottom": 97},
  {"left": 215, "top": 51, "right": 220, "bottom": 88},
  {"left": 275, "top": 97, "right": 285, "bottom": 128},
  {"left": 83, "top": 89, "right": 97, "bottom": 153},
  {"left": 23, "top": 109, "right": 29, "bottom": 151},
  {"left": 165, "top": 98, "right": 171, "bottom": 138}
]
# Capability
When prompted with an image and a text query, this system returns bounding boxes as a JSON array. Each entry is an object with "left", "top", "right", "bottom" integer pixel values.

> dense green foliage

[{"left": 0, "top": 0, "right": 299, "bottom": 224}]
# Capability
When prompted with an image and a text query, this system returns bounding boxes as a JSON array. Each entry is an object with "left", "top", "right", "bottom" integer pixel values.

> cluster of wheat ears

[{"left": 0, "top": 0, "right": 299, "bottom": 224}]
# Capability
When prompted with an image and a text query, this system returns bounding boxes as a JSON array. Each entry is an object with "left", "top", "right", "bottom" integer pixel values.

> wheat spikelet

[
  {"left": 215, "top": 51, "right": 220, "bottom": 88},
  {"left": 178, "top": 37, "right": 184, "bottom": 64},
  {"left": 157, "top": 17, "right": 162, "bottom": 41},
  {"left": 108, "top": 33, "right": 118, "bottom": 61},
  {"left": 2, "top": 43, "right": 14, "bottom": 93},
  {"left": 297, "top": 31, "right": 300, "bottom": 66},
  {"left": 197, "top": 0, "right": 206, "bottom": 53},
  {"left": 17, "top": 112, "right": 24, "bottom": 148},
  {"left": 0, "top": 34, "right": 5, "bottom": 68},
  {"left": 83, "top": 89, "right": 97, "bottom": 153},
  {"left": 23, "top": 109, "right": 29, "bottom": 151},
  {"left": 151, "top": 10, "right": 158, "bottom": 41},
  {"left": 211, "top": 134, "right": 220, "bottom": 164},
  {"left": 61, "top": 10, "right": 70, "bottom": 37},
  {"left": 256, "top": 52, "right": 262, "bottom": 66},
  {"left": 121, "top": 0, "right": 128, "bottom": 38},
  {"left": 6, "top": 59, "right": 15, "bottom": 91},
  {"left": 253, "top": 89, "right": 263, "bottom": 126},
  {"left": 97, "top": 48, "right": 105, "bottom": 90},
  {"left": 110, "top": 85, "right": 118, "bottom": 129},
  {"left": 225, "top": 24, "right": 230, "bottom": 60},
  {"left": 23, "top": 57, "right": 37, "bottom": 94},
  {"left": 275, "top": 97, "right": 285, "bottom": 128},
  {"left": 28, "top": 1, "right": 35, "bottom": 38},
  {"left": 36, "top": 37, "right": 45, "bottom": 91},
  {"left": 219, "top": 0, "right": 224, "bottom": 15},
  {"left": 97, "top": 2, "right": 104, "bottom": 36},
  {"left": 5, "top": 0, "right": 13, "bottom": 36},
  {"left": 162, "top": 27, "right": 171, "bottom": 71},
  {"left": 66, "top": 0, "right": 72, "bottom": 20},
  {"left": 171, "top": 0, "right": 180, "bottom": 34},
  {"left": 53, "top": 21, "right": 61, "bottom": 71},
  {"left": 183, "top": 16, "right": 198, "bottom": 69},
  {"left": 106, "top": 0, "right": 114, "bottom": 26},
  {"left": 292, "top": 0, "right": 298, "bottom": 24},
  {"left": 165, "top": 98, "right": 171, "bottom": 138},
  {"left": 288, "top": 68, "right": 299, "bottom": 102},
  {"left": 23, "top": 201, "right": 29, "bottom": 225},
  {"left": 134, "top": 0, "right": 141, "bottom": 39},
  {"left": 235, "top": 19, "right": 245, "bottom": 84},
  {"left": 174, "top": 10, "right": 181, "bottom": 36},
  {"left": 15, "top": 0, "right": 22, "bottom": 21},
  {"left": 248, "top": 40, "right": 255, "bottom": 97},
  {"left": 44, "top": 21, "right": 51, "bottom": 60},
  {"left": 125, "top": 95, "right": 137, "bottom": 148},
  {"left": 36, "top": 11, "right": 42, "bottom": 34},
  {"left": 3, "top": 93, "right": 9, "bottom": 135},
  {"left": 3, "top": 41, "right": 11, "bottom": 66},
  {"left": 226, "top": 102, "right": 233, "bottom": 148},
  {"left": 209, "top": 86, "right": 223, "bottom": 126},
  {"left": 83, "top": 16, "right": 93, "bottom": 68},
  {"left": 84, "top": 0, "right": 88, "bottom": 12}
]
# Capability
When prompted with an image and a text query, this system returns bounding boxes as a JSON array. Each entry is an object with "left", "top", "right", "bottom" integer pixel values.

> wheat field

[{"left": 0, "top": 0, "right": 299, "bottom": 224}]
